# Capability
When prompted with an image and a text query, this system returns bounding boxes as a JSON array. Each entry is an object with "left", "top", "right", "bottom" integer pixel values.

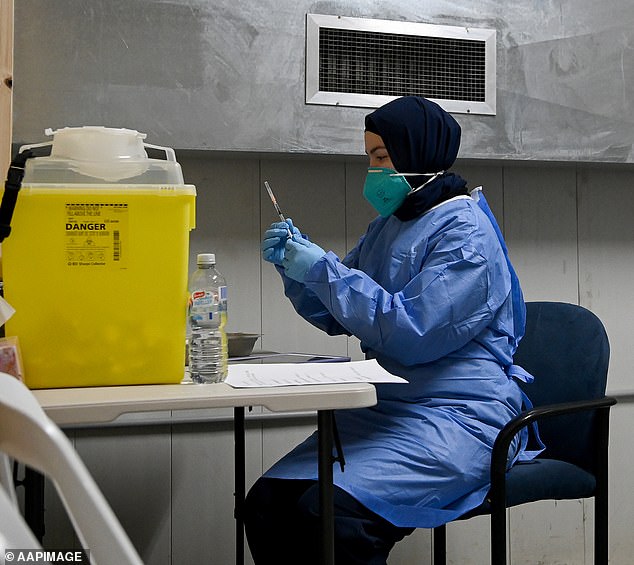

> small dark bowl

[{"left": 227, "top": 333, "right": 260, "bottom": 357}]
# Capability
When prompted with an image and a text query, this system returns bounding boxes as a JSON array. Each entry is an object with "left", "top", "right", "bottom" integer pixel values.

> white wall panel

[
  {"left": 344, "top": 158, "right": 377, "bottom": 361},
  {"left": 261, "top": 416, "right": 317, "bottom": 472},
  {"left": 171, "top": 420, "right": 261, "bottom": 565},
  {"left": 344, "top": 159, "right": 376, "bottom": 240},
  {"left": 387, "top": 528, "right": 432, "bottom": 564},
  {"left": 503, "top": 165, "right": 579, "bottom": 303},
  {"left": 260, "top": 159, "right": 349, "bottom": 357},
  {"left": 179, "top": 154, "right": 261, "bottom": 335},
  {"left": 454, "top": 161, "right": 504, "bottom": 222},
  {"left": 509, "top": 500, "right": 587, "bottom": 564},
  {"left": 445, "top": 516, "right": 492, "bottom": 565},
  {"left": 577, "top": 167, "right": 634, "bottom": 563},
  {"left": 578, "top": 167, "right": 634, "bottom": 393},
  {"left": 606, "top": 403, "right": 634, "bottom": 564},
  {"left": 75, "top": 427, "right": 173, "bottom": 565}
]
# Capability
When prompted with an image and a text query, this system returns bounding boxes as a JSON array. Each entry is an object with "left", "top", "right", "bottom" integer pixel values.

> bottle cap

[{"left": 197, "top": 253, "right": 216, "bottom": 266}]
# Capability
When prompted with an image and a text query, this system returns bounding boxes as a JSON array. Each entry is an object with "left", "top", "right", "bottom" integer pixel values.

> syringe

[{"left": 264, "top": 181, "right": 293, "bottom": 238}]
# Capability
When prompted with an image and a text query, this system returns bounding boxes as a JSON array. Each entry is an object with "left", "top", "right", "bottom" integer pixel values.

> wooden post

[
  {"left": 1, "top": 0, "right": 13, "bottom": 176},
  {"left": 1, "top": 0, "right": 13, "bottom": 279}
]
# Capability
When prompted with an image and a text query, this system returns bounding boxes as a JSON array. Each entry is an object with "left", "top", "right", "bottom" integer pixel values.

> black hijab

[{"left": 365, "top": 96, "right": 469, "bottom": 221}]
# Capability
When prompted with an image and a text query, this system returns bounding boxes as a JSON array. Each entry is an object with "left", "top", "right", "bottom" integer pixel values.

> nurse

[{"left": 245, "top": 96, "right": 540, "bottom": 564}]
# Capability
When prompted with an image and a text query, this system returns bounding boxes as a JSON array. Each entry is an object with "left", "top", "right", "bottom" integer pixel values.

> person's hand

[
  {"left": 261, "top": 219, "right": 301, "bottom": 265},
  {"left": 282, "top": 236, "right": 326, "bottom": 282}
]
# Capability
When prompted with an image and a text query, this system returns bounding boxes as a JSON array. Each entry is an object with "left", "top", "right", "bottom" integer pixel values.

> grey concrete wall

[{"left": 12, "top": 0, "right": 634, "bottom": 163}]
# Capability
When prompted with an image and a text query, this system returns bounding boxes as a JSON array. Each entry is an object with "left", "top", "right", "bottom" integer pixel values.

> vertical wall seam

[
  {"left": 501, "top": 165, "right": 507, "bottom": 238},
  {"left": 257, "top": 159, "right": 264, "bottom": 341},
  {"left": 343, "top": 161, "right": 349, "bottom": 358},
  {"left": 575, "top": 164, "right": 581, "bottom": 305},
  {"left": 169, "top": 422, "right": 173, "bottom": 564},
  {"left": 257, "top": 159, "right": 265, "bottom": 472}
]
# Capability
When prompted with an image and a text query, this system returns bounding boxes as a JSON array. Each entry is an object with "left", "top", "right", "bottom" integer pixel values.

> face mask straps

[{"left": 392, "top": 171, "right": 445, "bottom": 194}]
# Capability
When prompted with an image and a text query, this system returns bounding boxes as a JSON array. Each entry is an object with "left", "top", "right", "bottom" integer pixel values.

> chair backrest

[
  {"left": 513, "top": 302, "right": 610, "bottom": 472},
  {"left": 0, "top": 373, "right": 143, "bottom": 565}
]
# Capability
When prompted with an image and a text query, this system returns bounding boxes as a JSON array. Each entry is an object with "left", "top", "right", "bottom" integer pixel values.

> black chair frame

[{"left": 433, "top": 395, "right": 616, "bottom": 564}]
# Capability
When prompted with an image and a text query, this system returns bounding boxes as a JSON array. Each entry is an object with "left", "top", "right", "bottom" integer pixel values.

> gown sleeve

[
  {"left": 296, "top": 219, "right": 511, "bottom": 366},
  {"left": 275, "top": 236, "right": 364, "bottom": 337}
]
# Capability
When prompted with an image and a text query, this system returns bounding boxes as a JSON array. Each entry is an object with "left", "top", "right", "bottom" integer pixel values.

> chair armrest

[{"left": 489, "top": 395, "right": 617, "bottom": 507}]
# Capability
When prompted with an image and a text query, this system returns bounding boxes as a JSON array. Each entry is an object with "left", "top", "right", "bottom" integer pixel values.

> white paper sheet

[{"left": 225, "top": 359, "right": 407, "bottom": 388}]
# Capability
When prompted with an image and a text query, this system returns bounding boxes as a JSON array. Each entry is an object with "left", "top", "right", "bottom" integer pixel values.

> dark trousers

[{"left": 244, "top": 477, "right": 414, "bottom": 565}]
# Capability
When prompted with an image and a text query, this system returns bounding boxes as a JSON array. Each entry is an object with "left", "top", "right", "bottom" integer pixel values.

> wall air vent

[{"left": 306, "top": 14, "right": 496, "bottom": 115}]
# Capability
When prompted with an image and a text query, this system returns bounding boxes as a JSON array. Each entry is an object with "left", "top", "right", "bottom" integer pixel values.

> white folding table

[{"left": 32, "top": 380, "right": 377, "bottom": 565}]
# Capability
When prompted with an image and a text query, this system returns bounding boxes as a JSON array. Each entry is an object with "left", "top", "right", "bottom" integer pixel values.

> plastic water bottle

[{"left": 188, "top": 253, "right": 228, "bottom": 383}]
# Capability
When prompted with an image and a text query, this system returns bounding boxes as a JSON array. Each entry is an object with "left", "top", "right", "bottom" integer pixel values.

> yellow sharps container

[{"left": 2, "top": 127, "right": 196, "bottom": 388}]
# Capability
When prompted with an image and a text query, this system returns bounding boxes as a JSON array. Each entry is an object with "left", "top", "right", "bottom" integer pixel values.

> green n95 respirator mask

[{"left": 362, "top": 167, "right": 412, "bottom": 217}]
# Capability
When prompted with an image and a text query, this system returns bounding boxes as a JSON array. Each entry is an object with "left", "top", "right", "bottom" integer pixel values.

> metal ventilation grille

[
  {"left": 306, "top": 14, "right": 496, "bottom": 115},
  {"left": 319, "top": 28, "right": 485, "bottom": 101}
]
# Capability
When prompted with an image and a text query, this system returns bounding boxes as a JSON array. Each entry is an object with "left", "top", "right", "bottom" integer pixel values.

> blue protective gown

[{"left": 264, "top": 193, "right": 538, "bottom": 529}]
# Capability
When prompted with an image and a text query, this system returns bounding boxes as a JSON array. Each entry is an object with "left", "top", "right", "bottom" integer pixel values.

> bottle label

[{"left": 190, "top": 287, "right": 226, "bottom": 323}]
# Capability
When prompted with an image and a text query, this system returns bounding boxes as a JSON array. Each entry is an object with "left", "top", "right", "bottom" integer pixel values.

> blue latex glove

[
  {"left": 282, "top": 235, "right": 326, "bottom": 282},
  {"left": 261, "top": 218, "right": 301, "bottom": 265}
]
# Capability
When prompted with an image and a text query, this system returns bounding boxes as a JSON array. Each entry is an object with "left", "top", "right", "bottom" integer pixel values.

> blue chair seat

[
  {"left": 459, "top": 459, "right": 596, "bottom": 521},
  {"left": 504, "top": 459, "right": 596, "bottom": 505}
]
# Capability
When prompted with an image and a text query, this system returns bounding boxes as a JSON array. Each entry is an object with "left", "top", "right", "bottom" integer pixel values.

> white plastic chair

[
  {"left": 0, "top": 482, "right": 46, "bottom": 557},
  {"left": 0, "top": 372, "right": 143, "bottom": 565},
  {"left": 0, "top": 452, "right": 17, "bottom": 504}
]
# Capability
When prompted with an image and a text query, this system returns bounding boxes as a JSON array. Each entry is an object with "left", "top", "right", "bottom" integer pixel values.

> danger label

[
  {"left": 65, "top": 222, "right": 107, "bottom": 231},
  {"left": 64, "top": 203, "right": 128, "bottom": 268}
]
